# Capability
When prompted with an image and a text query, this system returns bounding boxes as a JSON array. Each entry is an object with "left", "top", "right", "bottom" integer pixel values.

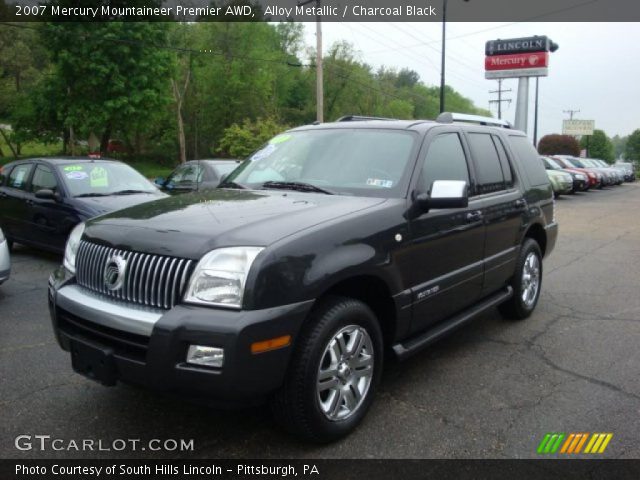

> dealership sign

[
  {"left": 563, "top": 120, "right": 595, "bottom": 136},
  {"left": 485, "top": 36, "right": 557, "bottom": 56},
  {"left": 485, "top": 52, "right": 549, "bottom": 79},
  {"left": 485, "top": 36, "right": 556, "bottom": 80}
]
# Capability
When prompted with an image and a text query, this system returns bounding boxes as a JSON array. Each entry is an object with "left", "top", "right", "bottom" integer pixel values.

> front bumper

[{"left": 48, "top": 268, "right": 314, "bottom": 406}]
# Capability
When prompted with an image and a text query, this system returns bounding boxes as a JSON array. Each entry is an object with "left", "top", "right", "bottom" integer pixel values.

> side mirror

[
  {"left": 35, "top": 189, "right": 59, "bottom": 201},
  {"left": 154, "top": 177, "right": 165, "bottom": 186},
  {"left": 417, "top": 180, "right": 469, "bottom": 211}
]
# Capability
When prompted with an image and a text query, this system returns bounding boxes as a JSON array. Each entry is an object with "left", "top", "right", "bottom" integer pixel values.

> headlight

[
  {"left": 63, "top": 222, "right": 86, "bottom": 274},
  {"left": 184, "top": 247, "right": 264, "bottom": 309}
]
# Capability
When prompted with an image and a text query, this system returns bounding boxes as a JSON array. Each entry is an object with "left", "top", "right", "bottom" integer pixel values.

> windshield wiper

[
  {"left": 262, "top": 181, "right": 334, "bottom": 195},
  {"left": 74, "top": 193, "right": 109, "bottom": 198},
  {"left": 110, "top": 189, "right": 154, "bottom": 195}
]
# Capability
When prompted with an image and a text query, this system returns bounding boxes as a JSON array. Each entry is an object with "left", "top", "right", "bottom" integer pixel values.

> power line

[{"left": 0, "top": 22, "right": 304, "bottom": 67}]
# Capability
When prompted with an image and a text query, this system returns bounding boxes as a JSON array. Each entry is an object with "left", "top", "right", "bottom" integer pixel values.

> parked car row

[{"left": 541, "top": 155, "right": 635, "bottom": 197}]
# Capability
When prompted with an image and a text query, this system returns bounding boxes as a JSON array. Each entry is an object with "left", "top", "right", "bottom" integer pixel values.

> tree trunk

[
  {"left": 0, "top": 128, "right": 17, "bottom": 158},
  {"left": 100, "top": 123, "right": 112, "bottom": 154},
  {"left": 62, "top": 129, "right": 69, "bottom": 155},
  {"left": 171, "top": 67, "right": 190, "bottom": 165}
]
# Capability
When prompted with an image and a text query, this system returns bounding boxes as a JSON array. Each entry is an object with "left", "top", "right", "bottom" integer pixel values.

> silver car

[{"left": 0, "top": 227, "right": 10, "bottom": 285}]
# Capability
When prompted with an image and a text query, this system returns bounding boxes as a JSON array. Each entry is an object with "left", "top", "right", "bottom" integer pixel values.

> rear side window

[
  {"left": 467, "top": 133, "right": 505, "bottom": 194},
  {"left": 7, "top": 164, "right": 33, "bottom": 190},
  {"left": 492, "top": 135, "right": 514, "bottom": 187},
  {"left": 0, "top": 166, "right": 11, "bottom": 186},
  {"left": 509, "top": 136, "right": 549, "bottom": 186},
  {"left": 30, "top": 165, "right": 59, "bottom": 193},
  {"left": 418, "top": 133, "right": 469, "bottom": 193}
]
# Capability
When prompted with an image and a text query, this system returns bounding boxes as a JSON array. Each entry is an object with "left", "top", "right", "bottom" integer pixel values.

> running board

[{"left": 392, "top": 286, "right": 513, "bottom": 361}]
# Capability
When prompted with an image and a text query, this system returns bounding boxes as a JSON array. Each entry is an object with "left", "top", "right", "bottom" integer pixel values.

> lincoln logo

[{"left": 103, "top": 255, "right": 127, "bottom": 291}]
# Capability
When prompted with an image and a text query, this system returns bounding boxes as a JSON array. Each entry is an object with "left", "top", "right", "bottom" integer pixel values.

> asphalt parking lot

[{"left": 1, "top": 184, "right": 640, "bottom": 459}]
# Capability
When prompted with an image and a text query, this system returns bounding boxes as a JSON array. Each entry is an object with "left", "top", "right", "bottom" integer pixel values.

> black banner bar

[
  {"left": 2, "top": 0, "right": 640, "bottom": 22},
  {"left": 2, "top": 460, "right": 640, "bottom": 480}
]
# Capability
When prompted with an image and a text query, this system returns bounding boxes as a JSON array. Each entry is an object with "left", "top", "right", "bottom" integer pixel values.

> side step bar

[{"left": 392, "top": 286, "right": 513, "bottom": 361}]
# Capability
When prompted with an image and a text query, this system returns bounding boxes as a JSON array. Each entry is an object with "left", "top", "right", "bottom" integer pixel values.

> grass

[{"left": 0, "top": 138, "right": 174, "bottom": 179}]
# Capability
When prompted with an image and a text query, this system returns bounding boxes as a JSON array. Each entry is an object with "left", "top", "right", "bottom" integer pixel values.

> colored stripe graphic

[
  {"left": 539, "top": 433, "right": 613, "bottom": 454},
  {"left": 537, "top": 433, "right": 565, "bottom": 454},
  {"left": 584, "top": 433, "right": 613, "bottom": 454}
]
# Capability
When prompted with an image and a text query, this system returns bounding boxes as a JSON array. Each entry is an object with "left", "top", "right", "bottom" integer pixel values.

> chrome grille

[{"left": 75, "top": 241, "right": 194, "bottom": 310}]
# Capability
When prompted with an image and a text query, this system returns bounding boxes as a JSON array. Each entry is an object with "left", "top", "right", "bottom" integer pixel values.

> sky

[{"left": 303, "top": 22, "right": 639, "bottom": 139}]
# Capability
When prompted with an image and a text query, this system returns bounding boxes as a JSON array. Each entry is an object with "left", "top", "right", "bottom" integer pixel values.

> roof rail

[
  {"left": 336, "top": 115, "right": 399, "bottom": 122},
  {"left": 436, "top": 112, "right": 512, "bottom": 129}
]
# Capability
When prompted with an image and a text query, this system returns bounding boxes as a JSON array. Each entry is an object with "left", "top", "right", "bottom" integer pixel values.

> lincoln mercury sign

[
  {"left": 563, "top": 120, "right": 595, "bottom": 136},
  {"left": 485, "top": 35, "right": 557, "bottom": 80}
]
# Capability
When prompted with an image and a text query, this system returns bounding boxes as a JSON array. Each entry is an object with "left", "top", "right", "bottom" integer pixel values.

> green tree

[
  {"left": 625, "top": 130, "right": 640, "bottom": 162},
  {"left": 611, "top": 135, "right": 627, "bottom": 160},
  {"left": 580, "top": 129, "right": 614, "bottom": 162},
  {"left": 538, "top": 134, "right": 581, "bottom": 156},
  {"left": 41, "top": 21, "right": 172, "bottom": 153},
  {"left": 219, "top": 117, "right": 288, "bottom": 158}
]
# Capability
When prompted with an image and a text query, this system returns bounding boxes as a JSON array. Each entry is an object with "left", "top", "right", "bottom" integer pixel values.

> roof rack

[
  {"left": 436, "top": 112, "right": 512, "bottom": 129},
  {"left": 336, "top": 115, "right": 399, "bottom": 122}
]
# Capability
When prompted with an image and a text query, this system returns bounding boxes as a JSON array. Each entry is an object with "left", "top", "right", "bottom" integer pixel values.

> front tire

[
  {"left": 271, "top": 296, "right": 383, "bottom": 443},
  {"left": 499, "top": 238, "right": 543, "bottom": 320}
]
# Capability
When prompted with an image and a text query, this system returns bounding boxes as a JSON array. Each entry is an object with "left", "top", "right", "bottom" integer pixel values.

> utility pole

[
  {"left": 439, "top": 0, "right": 447, "bottom": 113},
  {"left": 488, "top": 79, "right": 512, "bottom": 119},
  {"left": 299, "top": 0, "right": 323, "bottom": 122},
  {"left": 564, "top": 109, "right": 580, "bottom": 120}
]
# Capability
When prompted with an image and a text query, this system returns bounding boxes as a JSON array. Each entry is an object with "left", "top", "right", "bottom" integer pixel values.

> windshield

[
  {"left": 542, "top": 157, "right": 562, "bottom": 170},
  {"left": 166, "top": 164, "right": 203, "bottom": 186},
  {"left": 223, "top": 129, "right": 417, "bottom": 197},
  {"left": 58, "top": 162, "right": 156, "bottom": 197},
  {"left": 564, "top": 157, "right": 585, "bottom": 168}
]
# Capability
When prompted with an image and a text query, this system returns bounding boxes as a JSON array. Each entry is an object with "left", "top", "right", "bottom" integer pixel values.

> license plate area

[{"left": 70, "top": 338, "right": 117, "bottom": 386}]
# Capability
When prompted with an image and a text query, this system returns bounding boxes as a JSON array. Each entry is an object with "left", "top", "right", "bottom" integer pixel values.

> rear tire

[
  {"left": 499, "top": 238, "right": 543, "bottom": 320},
  {"left": 271, "top": 296, "right": 383, "bottom": 443}
]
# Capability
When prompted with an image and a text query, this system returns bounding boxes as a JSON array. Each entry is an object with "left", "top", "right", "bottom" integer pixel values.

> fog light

[{"left": 186, "top": 345, "right": 224, "bottom": 368}]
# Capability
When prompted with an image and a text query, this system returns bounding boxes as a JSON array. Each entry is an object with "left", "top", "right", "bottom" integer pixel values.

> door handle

[{"left": 466, "top": 211, "right": 483, "bottom": 223}]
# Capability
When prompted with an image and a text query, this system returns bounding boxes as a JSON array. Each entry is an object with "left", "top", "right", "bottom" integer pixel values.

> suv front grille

[{"left": 75, "top": 240, "right": 194, "bottom": 310}]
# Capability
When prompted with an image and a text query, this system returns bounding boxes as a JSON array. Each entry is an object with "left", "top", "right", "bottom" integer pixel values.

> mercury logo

[
  {"left": 103, "top": 255, "right": 127, "bottom": 291},
  {"left": 529, "top": 55, "right": 540, "bottom": 66}
]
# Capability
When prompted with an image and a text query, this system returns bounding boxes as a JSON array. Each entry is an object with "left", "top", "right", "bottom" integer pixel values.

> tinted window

[
  {"left": 7, "top": 164, "right": 33, "bottom": 190},
  {"left": 0, "top": 165, "right": 11, "bottom": 186},
  {"left": 30, "top": 165, "right": 59, "bottom": 193},
  {"left": 509, "top": 136, "right": 549, "bottom": 186},
  {"left": 468, "top": 133, "right": 505, "bottom": 194},
  {"left": 492, "top": 135, "right": 514, "bottom": 187},
  {"left": 418, "top": 133, "right": 469, "bottom": 193}
]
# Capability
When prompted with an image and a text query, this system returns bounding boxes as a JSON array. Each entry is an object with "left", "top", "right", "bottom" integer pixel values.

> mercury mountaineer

[{"left": 49, "top": 113, "right": 557, "bottom": 442}]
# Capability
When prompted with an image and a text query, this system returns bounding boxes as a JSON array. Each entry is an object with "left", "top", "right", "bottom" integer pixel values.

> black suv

[{"left": 49, "top": 113, "right": 557, "bottom": 442}]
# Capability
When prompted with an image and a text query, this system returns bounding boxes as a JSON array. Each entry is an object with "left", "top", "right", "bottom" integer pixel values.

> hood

[
  {"left": 84, "top": 189, "right": 387, "bottom": 259},
  {"left": 547, "top": 170, "right": 571, "bottom": 180},
  {"left": 75, "top": 192, "right": 167, "bottom": 216}
]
